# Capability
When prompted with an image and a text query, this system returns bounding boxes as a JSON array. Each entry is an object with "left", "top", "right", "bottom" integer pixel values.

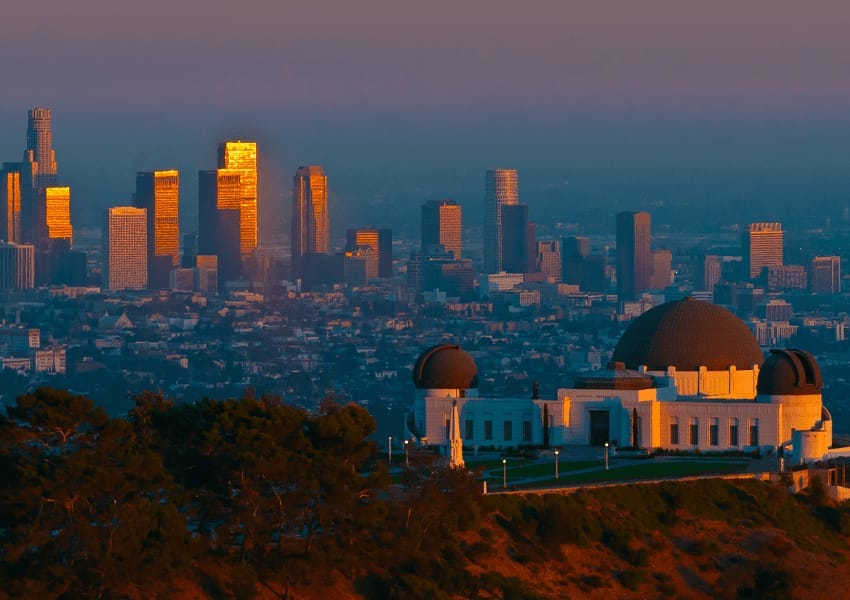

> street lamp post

[
  {"left": 502, "top": 459, "right": 507, "bottom": 489},
  {"left": 388, "top": 436, "right": 393, "bottom": 465},
  {"left": 604, "top": 442, "right": 609, "bottom": 471},
  {"left": 554, "top": 450, "right": 559, "bottom": 479},
  {"left": 404, "top": 439, "right": 409, "bottom": 468}
]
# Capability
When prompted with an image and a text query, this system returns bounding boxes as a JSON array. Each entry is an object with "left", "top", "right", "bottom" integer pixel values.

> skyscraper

[
  {"left": 217, "top": 141, "right": 257, "bottom": 256},
  {"left": 346, "top": 228, "right": 392, "bottom": 278},
  {"left": 421, "top": 199, "right": 462, "bottom": 259},
  {"left": 22, "top": 109, "right": 58, "bottom": 244},
  {"left": 744, "top": 223, "right": 783, "bottom": 279},
  {"left": 135, "top": 170, "right": 179, "bottom": 288},
  {"left": 25, "top": 108, "right": 58, "bottom": 183},
  {"left": 616, "top": 211, "right": 652, "bottom": 299},
  {"left": 291, "top": 166, "right": 329, "bottom": 278},
  {"left": 501, "top": 203, "right": 535, "bottom": 273},
  {"left": 810, "top": 256, "right": 841, "bottom": 295},
  {"left": 484, "top": 169, "right": 519, "bottom": 273},
  {"left": 536, "top": 241, "right": 562, "bottom": 283},
  {"left": 103, "top": 207, "right": 147, "bottom": 291},
  {"left": 0, "top": 242, "right": 34, "bottom": 290},
  {"left": 198, "top": 169, "right": 242, "bottom": 284},
  {"left": 650, "top": 249, "right": 672, "bottom": 290},
  {"left": 43, "top": 187, "right": 73, "bottom": 246},
  {"left": 0, "top": 166, "right": 21, "bottom": 243}
]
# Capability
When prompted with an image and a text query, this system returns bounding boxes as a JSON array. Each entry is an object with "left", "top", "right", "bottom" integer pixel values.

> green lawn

[
  {"left": 524, "top": 460, "right": 748, "bottom": 487},
  {"left": 485, "top": 460, "right": 602, "bottom": 478},
  {"left": 465, "top": 457, "right": 526, "bottom": 471}
]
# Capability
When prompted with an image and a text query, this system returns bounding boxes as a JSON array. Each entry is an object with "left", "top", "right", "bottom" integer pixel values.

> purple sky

[
  {"left": 3, "top": 1, "right": 850, "bottom": 232},
  {"left": 3, "top": 0, "right": 850, "bottom": 114}
]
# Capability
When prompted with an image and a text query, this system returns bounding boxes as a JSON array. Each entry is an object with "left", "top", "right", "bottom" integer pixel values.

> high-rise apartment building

[
  {"left": 217, "top": 141, "right": 257, "bottom": 256},
  {"left": 0, "top": 166, "right": 21, "bottom": 242},
  {"left": 483, "top": 169, "right": 519, "bottom": 273},
  {"left": 744, "top": 222, "right": 783, "bottom": 279},
  {"left": 346, "top": 228, "right": 392, "bottom": 279},
  {"left": 291, "top": 166, "right": 329, "bottom": 278},
  {"left": 135, "top": 171, "right": 179, "bottom": 288},
  {"left": 198, "top": 169, "right": 242, "bottom": 284},
  {"left": 0, "top": 242, "right": 34, "bottom": 290},
  {"left": 616, "top": 211, "right": 652, "bottom": 299},
  {"left": 810, "top": 256, "right": 841, "bottom": 295},
  {"left": 421, "top": 199, "right": 462, "bottom": 259},
  {"left": 103, "top": 207, "right": 147, "bottom": 291}
]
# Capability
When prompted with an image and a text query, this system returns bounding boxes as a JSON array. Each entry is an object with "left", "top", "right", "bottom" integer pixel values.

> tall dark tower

[
  {"left": 483, "top": 168, "right": 518, "bottom": 273},
  {"left": 501, "top": 203, "right": 535, "bottom": 273},
  {"left": 616, "top": 211, "right": 652, "bottom": 300},
  {"left": 199, "top": 170, "right": 242, "bottom": 285}
]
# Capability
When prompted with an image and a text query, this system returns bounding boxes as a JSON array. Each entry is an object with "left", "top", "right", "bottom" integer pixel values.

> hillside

[{"left": 3, "top": 389, "right": 850, "bottom": 599}]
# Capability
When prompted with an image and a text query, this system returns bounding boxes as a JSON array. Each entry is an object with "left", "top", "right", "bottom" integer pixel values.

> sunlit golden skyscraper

[
  {"left": 218, "top": 141, "right": 257, "bottom": 256},
  {"left": 484, "top": 169, "right": 519, "bottom": 273},
  {"left": 103, "top": 207, "right": 147, "bottom": 290},
  {"left": 43, "top": 187, "right": 73, "bottom": 246},
  {"left": 0, "top": 166, "right": 21, "bottom": 242},
  {"left": 135, "top": 170, "right": 179, "bottom": 288},
  {"left": 291, "top": 166, "right": 328, "bottom": 278},
  {"left": 744, "top": 222, "right": 783, "bottom": 279}
]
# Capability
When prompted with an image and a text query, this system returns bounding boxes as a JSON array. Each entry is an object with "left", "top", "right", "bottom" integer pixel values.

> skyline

[{"left": 3, "top": 4, "right": 850, "bottom": 237}]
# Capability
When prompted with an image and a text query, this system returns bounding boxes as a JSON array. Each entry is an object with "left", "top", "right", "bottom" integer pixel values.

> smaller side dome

[
  {"left": 413, "top": 344, "right": 479, "bottom": 390},
  {"left": 757, "top": 349, "right": 822, "bottom": 396}
]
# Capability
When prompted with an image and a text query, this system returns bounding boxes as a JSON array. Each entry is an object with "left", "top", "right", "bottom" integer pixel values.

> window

[
  {"left": 689, "top": 418, "right": 699, "bottom": 446},
  {"left": 710, "top": 418, "right": 719, "bottom": 446},
  {"left": 670, "top": 418, "right": 679, "bottom": 445},
  {"left": 749, "top": 418, "right": 759, "bottom": 447},
  {"left": 464, "top": 419, "right": 474, "bottom": 440},
  {"left": 503, "top": 421, "right": 513, "bottom": 442},
  {"left": 484, "top": 420, "right": 493, "bottom": 441},
  {"left": 729, "top": 418, "right": 739, "bottom": 447},
  {"left": 522, "top": 420, "right": 532, "bottom": 442}
]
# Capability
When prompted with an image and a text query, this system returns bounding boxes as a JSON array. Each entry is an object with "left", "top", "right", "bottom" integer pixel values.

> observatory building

[{"left": 411, "top": 298, "right": 833, "bottom": 464}]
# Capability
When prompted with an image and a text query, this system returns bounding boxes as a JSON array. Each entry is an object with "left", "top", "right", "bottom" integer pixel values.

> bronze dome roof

[
  {"left": 612, "top": 298, "right": 764, "bottom": 371},
  {"left": 413, "top": 344, "right": 479, "bottom": 390},
  {"left": 757, "top": 349, "right": 822, "bottom": 396}
]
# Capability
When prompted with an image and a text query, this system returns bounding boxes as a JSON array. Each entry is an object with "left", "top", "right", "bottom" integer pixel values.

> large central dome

[{"left": 612, "top": 298, "right": 764, "bottom": 371}]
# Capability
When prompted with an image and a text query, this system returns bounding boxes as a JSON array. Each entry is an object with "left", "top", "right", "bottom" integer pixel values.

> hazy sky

[
  {"left": 2, "top": 1, "right": 850, "bottom": 231},
  {"left": 4, "top": 0, "right": 850, "bottom": 113}
]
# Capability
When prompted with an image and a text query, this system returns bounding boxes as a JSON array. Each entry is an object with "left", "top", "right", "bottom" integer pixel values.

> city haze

[{"left": 2, "top": 2, "right": 850, "bottom": 235}]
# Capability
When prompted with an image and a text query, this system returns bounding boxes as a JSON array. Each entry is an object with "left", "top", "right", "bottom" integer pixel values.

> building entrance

[{"left": 589, "top": 410, "right": 610, "bottom": 446}]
